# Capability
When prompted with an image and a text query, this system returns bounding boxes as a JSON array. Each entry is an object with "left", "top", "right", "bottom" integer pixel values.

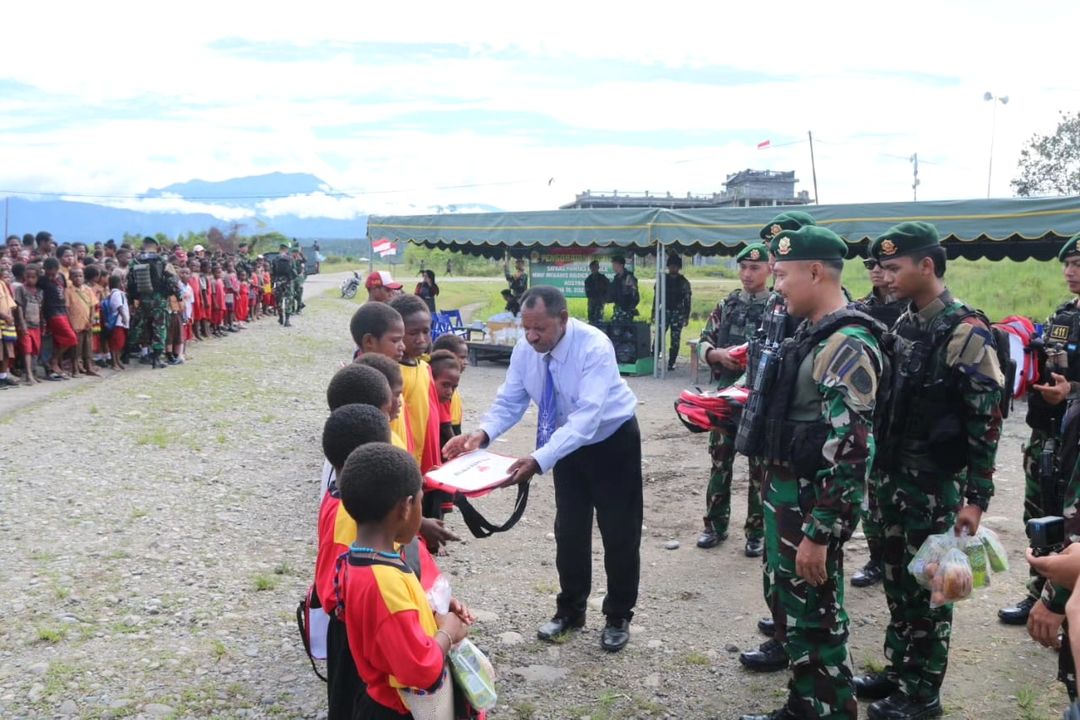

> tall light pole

[{"left": 984, "top": 91, "right": 1009, "bottom": 198}]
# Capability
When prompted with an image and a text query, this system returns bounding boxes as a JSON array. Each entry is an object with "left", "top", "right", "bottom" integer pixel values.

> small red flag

[{"left": 757, "top": 139, "right": 771, "bottom": 149}]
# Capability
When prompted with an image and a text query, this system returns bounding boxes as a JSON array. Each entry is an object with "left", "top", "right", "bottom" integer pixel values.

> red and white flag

[
  {"left": 757, "top": 139, "right": 771, "bottom": 149},
  {"left": 372, "top": 238, "right": 397, "bottom": 256}
]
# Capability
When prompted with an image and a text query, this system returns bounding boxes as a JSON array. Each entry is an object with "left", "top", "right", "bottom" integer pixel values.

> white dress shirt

[{"left": 479, "top": 318, "right": 638, "bottom": 473}]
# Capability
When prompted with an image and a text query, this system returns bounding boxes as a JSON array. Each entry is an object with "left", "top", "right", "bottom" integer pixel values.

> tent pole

[{"left": 655, "top": 242, "right": 666, "bottom": 378}]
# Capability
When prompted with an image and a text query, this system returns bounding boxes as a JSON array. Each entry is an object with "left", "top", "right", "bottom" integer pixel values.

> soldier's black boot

[
  {"left": 854, "top": 672, "right": 899, "bottom": 700},
  {"left": 998, "top": 595, "right": 1036, "bottom": 625},
  {"left": 757, "top": 617, "right": 775, "bottom": 636},
  {"left": 739, "top": 704, "right": 799, "bottom": 720},
  {"left": 151, "top": 352, "right": 165, "bottom": 370},
  {"left": 696, "top": 528, "right": 727, "bottom": 549},
  {"left": 738, "top": 638, "right": 788, "bottom": 672},
  {"left": 852, "top": 560, "right": 884, "bottom": 587},
  {"left": 868, "top": 692, "right": 942, "bottom": 720}
]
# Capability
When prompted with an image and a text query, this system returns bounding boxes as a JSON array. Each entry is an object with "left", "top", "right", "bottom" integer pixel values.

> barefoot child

[
  {"left": 14, "top": 264, "right": 43, "bottom": 384},
  {"left": 106, "top": 273, "right": 130, "bottom": 370},
  {"left": 0, "top": 266, "right": 17, "bottom": 386},
  {"left": 65, "top": 267, "right": 99, "bottom": 377},
  {"left": 41, "top": 258, "right": 77, "bottom": 379}
]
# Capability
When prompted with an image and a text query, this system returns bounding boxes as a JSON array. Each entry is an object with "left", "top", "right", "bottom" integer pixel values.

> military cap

[
  {"left": 759, "top": 210, "right": 817, "bottom": 241},
  {"left": 736, "top": 243, "right": 770, "bottom": 263},
  {"left": 770, "top": 225, "right": 848, "bottom": 262},
  {"left": 1058, "top": 231, "right": 1080, "bottom": 262},
  {"left": 870, "top": 221, "right": 940, "bottom": 260},
  {"left": 666, "top": 253, "right": 683, "bottom": 269},
  {"left": 142, "top": 236, "right": 159, "bottom": 247}
]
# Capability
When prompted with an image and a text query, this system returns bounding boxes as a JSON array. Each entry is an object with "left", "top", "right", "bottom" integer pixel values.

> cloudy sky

[{"left": 2, "top": 1, "right": 1078, "bottom": 219}]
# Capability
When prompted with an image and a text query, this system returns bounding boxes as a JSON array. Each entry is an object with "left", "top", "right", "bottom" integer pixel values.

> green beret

[
  {"left": 770, "top": 226, "right": 848, "bottom": 262},
  {"left": 1058, "top": 232, "right": 1080, "bottom": 262},
  {"left": 736, "top": 243, "right": 770, "bottom": 263},
  {"left": 759, "top": 210, "right": 817, "bottom": 241},
  {"left": 870, "top": 221, "right": 940, "bottom": 261}
]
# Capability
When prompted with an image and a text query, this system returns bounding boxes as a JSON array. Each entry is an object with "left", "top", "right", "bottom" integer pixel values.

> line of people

[{"left": 0, "top": 232, "right": 306, "bottom": 384}]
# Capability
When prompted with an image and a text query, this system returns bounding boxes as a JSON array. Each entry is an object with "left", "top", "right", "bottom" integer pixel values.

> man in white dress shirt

[{"left": 444, "top": 285, "right": 643, "bottom": 652}]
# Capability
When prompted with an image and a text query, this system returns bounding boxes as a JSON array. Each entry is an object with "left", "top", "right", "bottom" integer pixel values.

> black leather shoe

[
  {"left": 600, "top": 618, "right": 630, "bottom": 652},
  {"left": 998, "top": 595, "right": 1036, "bottom": 625},
  {"left": 696, "top": 529, "right": 727, "bottom": 549},
  {"left": 852, "top": 560, "right": 884, "bottom": 587},
  {"left": 868, "top": 692, "right": 942, "bottom": 720},
  {"left": 739, "top": 638, "right": 788, "bottom": 672},
  {"left": 739, "top": 705, "right": 798, "bottom": 720},
  {"left": 854, "top": 672, "right": 899, "bottom": 700},
  {"left": 537, "top": 615, "right": 584, "bottom": 642},
  {"left": 757, "top": 617, "right": 775, "bottom": 636},
  {"left": 745, "top": 537, "right": 765, "bottom": 557}
]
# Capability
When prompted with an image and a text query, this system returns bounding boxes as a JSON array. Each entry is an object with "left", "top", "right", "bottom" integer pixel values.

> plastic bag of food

[
  {"left": 908, "top": 533, "right": 955, "bottom": 590},
  {"left": 930, "top": 548, "right": 974, "bottom": 608},
  {"left": 449, "top": 639, "right": 497, "bottom": 711},
  {"left": 961, "top": 532, "right": 990, "bottom": 590},
  {"left": 978, "top": 527, "right": 1010, "bottom": 573}
]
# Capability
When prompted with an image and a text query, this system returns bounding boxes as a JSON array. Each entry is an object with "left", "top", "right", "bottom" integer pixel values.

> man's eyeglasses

[{"left": 862, "top": 259, "right": 879, "bottom": 270}]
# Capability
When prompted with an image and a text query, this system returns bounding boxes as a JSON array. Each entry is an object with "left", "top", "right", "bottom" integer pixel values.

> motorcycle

[{"left": 340, "top": 271, "right": 361, "bottom": 299}]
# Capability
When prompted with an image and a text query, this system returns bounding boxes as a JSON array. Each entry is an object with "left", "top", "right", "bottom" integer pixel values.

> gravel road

[{"left": 0, "top": 275, "right": 1068, "bottom": 719}]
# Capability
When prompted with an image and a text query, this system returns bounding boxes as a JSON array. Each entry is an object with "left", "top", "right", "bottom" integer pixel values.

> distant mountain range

[{"left": 2, "top": 172, "right": 503, "bottom": 244}]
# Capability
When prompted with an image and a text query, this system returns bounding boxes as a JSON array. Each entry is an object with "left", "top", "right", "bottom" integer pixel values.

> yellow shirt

[
  {"left": 449, "top": 390, "right": 463, "bottom": 426},
  {"left": 398, "top": 359, "right": 434, "bottom": 465}
]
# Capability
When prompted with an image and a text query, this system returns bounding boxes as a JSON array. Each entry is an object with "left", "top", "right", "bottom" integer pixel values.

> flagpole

[{"left": 808, "top": 131, "right": 819, "bottom": 204}]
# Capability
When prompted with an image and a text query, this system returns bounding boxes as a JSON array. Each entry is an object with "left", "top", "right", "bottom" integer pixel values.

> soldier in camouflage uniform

[
  {"left": 1024, "top": 233, "right": 1080, "bottom": 701},
  {"left": 696, "top": 242, "right": 770, "bottom": 555},
  {"left": 271, "top": 243, "right": 297, "bottom": 327},
  {"left": 127, "top": 236, "right": 179, "bottom": 369},
  {"left": 738, "top": 211, "right": 819, "bottom": 675},
  {"left": 291, "top": 243, "right": 307, "bottom": 314},
  {"left": 584, "top": 260, "right": 610, "bottom": 324},
  {"left": 1001, "top": 238, "right": 1080, "bottom": 624},
  {"left": 609, "top": 255, "right": 640, "bottom": 323},
  {"left": 852, "top": 258, "right": 908, "bottom": 589},
  {"left": 739, "top": 225, "right": 882, "bottom": 720},
  {"left": 656, "top": 253, "right": 692, "bottom": 370},
  {"left": 855, "top": 222, "right": 1004, "bottom": 720}
]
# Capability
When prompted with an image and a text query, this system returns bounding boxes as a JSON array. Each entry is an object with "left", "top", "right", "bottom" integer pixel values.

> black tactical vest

[
  {"left": 763, "top": 307, "right": 885, "bottom": 477},
  {"left": 717, "top": 290, "right": 768, "bottom": 347},
  {"left": 1027, "top": 300, "right": 1080, "bottom": 432}
]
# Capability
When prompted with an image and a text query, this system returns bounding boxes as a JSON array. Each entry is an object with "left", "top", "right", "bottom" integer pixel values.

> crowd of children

[
  {"left": 0, "top": 232, "right": 293, "bottom": 385},
  {"left": 312, "top": 297, "right": 478, "bottom": 719}
]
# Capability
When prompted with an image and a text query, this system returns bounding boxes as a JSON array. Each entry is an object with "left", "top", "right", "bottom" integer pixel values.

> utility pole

[
  {"left": 808, "top": 131, "right": 820, "bottom": 204},
  {"left": 911, "top": 153, "right": 920, "bottom": 202}
]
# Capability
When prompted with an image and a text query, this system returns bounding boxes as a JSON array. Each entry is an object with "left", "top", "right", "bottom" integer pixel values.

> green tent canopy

[{"left": 368, "top": 196, "right": 1080, "bottom": 261}]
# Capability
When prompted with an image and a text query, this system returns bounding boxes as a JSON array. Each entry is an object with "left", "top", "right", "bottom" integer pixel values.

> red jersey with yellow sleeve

[{"left": 339, "top": 551, "right": 446, "bottom": 715}]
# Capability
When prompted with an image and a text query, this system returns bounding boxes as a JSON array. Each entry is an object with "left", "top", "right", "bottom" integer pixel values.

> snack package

[
  {"left": 930, "top": 548, "right": 974, "bottom": 608},
  {"left": 978, "top": 527, "right": 1010, "bottom": 573},
  {"left": 449, "top": 639, "right": 497, "bottom": 711},
  {"left": 908, "top": 533, "right": 955, "bottom": 590},
  {"left": 961, "top": 532, "right": 990, "bottom": 590}
]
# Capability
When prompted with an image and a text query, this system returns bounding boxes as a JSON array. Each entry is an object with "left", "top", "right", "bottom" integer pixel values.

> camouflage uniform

[
  {"left": 856, "top": 289, "right": 907, "bottom": 570},
  {"left": 610, "top": 270, "right": 640, "bottom": 323},
  {"left": 292, "top": 252, "right": 306, "bottom": 312},
  {"left": 697, "top": 288, "right": 770, "bottom": 539},
  {"left": 761, "top": 314, "right": 882, "bottom": 720},
  {"left": 127, "top": 252, "right": 177, "bottom": 356},
  {"left": 877, "top": 291, "right": 1003, "bottom": 702},
  {"left": 1022, "top": 299, "right": 1080, "bottom": 600},
  {"left": 271, "top": 252, "right": 297, "bottom": 324},
  {"left": 658, "top": 272, "right": 692, "bottom": 368},
  {"left": 584, "top": 271, "right": 610, "bottom": 324}
]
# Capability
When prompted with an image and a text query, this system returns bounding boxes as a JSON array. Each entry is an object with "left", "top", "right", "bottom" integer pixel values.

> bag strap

[
  {"left": 295, "top": 588, "right": 328, "bottom": 683},
  {"left": 453, "top": 481, "right": 531, "bottom": 538}
]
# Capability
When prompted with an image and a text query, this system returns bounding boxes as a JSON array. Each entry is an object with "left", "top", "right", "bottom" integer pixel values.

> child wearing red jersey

[
  {"left": 335, "top": 443, "right": 473, "bottom": 720},
  {"left": 318, "top": 403, "right": 394, "bottom": 720}
]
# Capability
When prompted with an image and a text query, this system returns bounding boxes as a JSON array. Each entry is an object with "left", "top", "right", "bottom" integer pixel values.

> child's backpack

[
  {"left": 101, "top": 293, "right": 119, "bottom": 332},
  {"left": 295, "top": 584, "right": 329, "bottom": 682}
]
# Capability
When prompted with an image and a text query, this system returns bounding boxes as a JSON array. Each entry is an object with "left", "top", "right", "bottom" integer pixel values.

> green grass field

[{"left": 354, "top": 257, "right": 1070, "bottom": 340}]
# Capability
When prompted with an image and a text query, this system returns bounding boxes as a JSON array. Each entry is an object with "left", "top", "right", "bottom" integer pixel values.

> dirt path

[{"left": 0, "top": 283, "right": 1067, "bottom": 720}]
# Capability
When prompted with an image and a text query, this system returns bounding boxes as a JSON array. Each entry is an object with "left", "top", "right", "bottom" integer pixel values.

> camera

[{"left": 1027, "top": 515, "right": 1067, "bottom": 557}]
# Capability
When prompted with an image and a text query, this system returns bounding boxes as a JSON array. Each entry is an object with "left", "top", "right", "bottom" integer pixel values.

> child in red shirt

[
  {"left": 210, "top": 265, "right": 226, "bottom": 335},
  {"left": 335, "top": 443, "right": 473, "bottom": 719},
  {"left": 235, "top": 269, "right": 250, "bottom": 323}
]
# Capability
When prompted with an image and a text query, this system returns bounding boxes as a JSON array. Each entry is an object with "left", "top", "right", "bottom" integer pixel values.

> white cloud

[{"left": 0, "top": 0, "right": 1076, "bottom": 219}]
